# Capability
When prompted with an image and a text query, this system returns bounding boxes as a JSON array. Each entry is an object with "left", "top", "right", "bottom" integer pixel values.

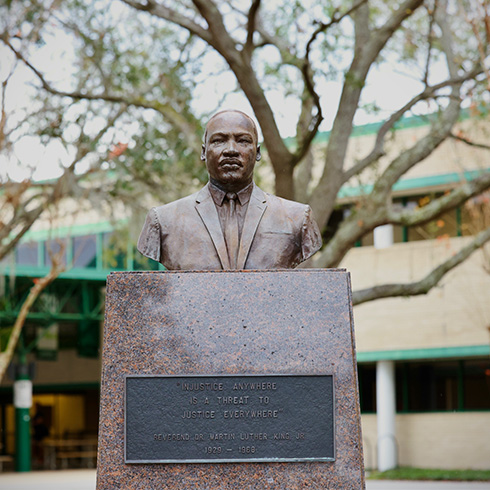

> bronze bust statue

[{"left": 137, "top": 110, "right": 322, "bottom": 270}]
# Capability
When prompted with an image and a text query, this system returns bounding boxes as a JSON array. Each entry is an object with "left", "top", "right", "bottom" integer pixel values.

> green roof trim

[
  {"left": 0, "top": 265, "right": 112, "bottom": 281},
  {"left": 338, "top": 168, "right": 490, "bottom": 199},
  {"left": 282, "top": 107, "right": 478, "bottom": 148},
  {"left": 357, "top": 344, "right": 490, "bottom": 363},
  {"left": 20, "top": 219, "right": 128, "bottom": 242},
  {"left": 11, "top": 168, "right": 489, "bottom": 246},
  {"left": 283, "top": 113, "right": 431, "bottom": 147}
]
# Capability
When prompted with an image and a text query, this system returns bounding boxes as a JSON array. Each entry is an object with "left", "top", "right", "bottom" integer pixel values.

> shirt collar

[{"left": 208, "top": 181, "right": 253, "bottom": 206}]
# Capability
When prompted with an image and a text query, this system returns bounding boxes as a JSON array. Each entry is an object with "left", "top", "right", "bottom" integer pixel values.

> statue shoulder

[
  {"left": 261, "top": 191, "right": 322, "bottom": 258},
  {"left": 262, "top": 192, "right": 311, "bottom": 218},
  {"left": 151, "top": 189, "right": 203, "bottom": 220}
]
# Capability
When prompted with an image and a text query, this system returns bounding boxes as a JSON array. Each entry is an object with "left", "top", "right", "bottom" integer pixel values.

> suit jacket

[{"left": 137, "top": 183, "right": 322, "bottom": 270}]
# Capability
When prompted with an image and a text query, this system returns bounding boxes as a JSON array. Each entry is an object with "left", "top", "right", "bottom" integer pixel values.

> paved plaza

[{"left": 0, "top": 470, "right": 489, "bottom": 490}]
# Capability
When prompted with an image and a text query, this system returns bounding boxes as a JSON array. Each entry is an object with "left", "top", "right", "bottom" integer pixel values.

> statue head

[{"left": 201, "top": 110, "right": 261, "bottom": 192}]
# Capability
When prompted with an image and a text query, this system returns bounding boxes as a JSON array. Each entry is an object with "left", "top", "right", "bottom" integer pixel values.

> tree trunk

[{"left": 274, "top": 163, "right": 295, "bottom": 200}]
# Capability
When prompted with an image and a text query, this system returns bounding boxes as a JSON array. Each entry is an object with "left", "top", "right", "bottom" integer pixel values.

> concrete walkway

[{"left": 0, "top": 470, "right": 489, "bottom": 489}]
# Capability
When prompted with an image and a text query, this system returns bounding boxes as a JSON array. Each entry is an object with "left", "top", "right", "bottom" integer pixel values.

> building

[{"left": 0, "top": 113, "right": 489, "bottom": 471}]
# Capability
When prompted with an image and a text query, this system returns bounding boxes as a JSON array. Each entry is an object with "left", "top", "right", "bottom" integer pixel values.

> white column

[
  {"left": 373, "top": 224, "right": 394, "bottom": 249},
  {"left": 376, "top": 360, "right": 397, "bottom": 471}
]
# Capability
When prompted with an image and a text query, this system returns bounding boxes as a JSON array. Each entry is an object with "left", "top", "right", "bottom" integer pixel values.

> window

[
  {"left": 73, "top": 235, "right": 97, "bottom": 268},
  {"left": 16, "top": 241, "right": 38, "bottom": 266},
  {"left": 358, "top": 364, "right": 376, "bottom": 413},
  {"left": 44, "top": 239, "right": 67, "bottom": 267},
  {"left": 405, "top": 361, "right": 458, "bottom": 412},
  {"left": 464, "top": 360, "right": 490, "bottom": 410},
  {"left": 357, "top": 359, "right": 490, "bottom": 414}
]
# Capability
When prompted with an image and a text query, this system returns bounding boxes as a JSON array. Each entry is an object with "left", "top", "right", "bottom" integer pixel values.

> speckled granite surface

[{"left": 96, "top": 270, "right": 365, "bottom": 489}]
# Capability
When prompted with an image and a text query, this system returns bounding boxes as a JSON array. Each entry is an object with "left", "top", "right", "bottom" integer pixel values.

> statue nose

[{"left": 224, "top": 141, "right": 239, "bottom": 154}]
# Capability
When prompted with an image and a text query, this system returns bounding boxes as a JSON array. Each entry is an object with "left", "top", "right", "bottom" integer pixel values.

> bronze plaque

[{"left": 125, "top": 374, "right": 335, "bottom": 463}]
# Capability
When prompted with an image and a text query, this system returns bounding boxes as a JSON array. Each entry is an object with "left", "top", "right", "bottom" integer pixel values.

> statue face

[{"left": 202, "top": 112, "right": 260, "bottom": 190}]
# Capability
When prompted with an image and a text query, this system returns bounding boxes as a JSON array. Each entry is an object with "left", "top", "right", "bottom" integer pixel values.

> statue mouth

[{"left": 220, "top": 159, "right": 242, "bottom": 167}]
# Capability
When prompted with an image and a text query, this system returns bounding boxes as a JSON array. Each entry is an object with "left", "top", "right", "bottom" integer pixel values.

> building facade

[{"left": 1, "top": 114, "right": 489, "bottom": 471}]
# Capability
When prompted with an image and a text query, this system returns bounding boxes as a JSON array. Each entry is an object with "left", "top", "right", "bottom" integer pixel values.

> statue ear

[
  {"left": 256, "top": 145, "right": 261, "bottom": 161},
  {"left": 201, "top": 144, "right": 206, "bottom": 161}
]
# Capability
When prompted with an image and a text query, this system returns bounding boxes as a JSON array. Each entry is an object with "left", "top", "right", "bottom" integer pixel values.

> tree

[
  {"left": 0, "top": 0, "right": 208, "bottom": 376},
  {"left": 0, "top": 248, "right": 64, "bottom": 381},
  {"left": 1, "top": 0, "right": 490, "bottom": 306},
  {"left": 0, "top": 0, "right": 207, "bottom": 262}
]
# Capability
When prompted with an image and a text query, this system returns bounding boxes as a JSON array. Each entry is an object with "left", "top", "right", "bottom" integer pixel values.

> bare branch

[
  {"left": 309, "top": 0, "right": 424, "bottom": 225},
  {"left": 305, "top": 0, "right": 369, "bottom": 54},
  {"left": 450, "top": 131, "right": 490, "bottom": 150},
  {"left": 191, "top": 0, "right": 241, "bottom": 59},
  {"left": 293, "top": 0, "right": 369, "bottom": 165},
  {"left": 254, "top": 19, "right": 302, "bottom": 67},
  {"left": 4, "top": 36, "right": 154, "bottom": 106},
  {"left": 310, "top": 169, "right": 490, "bottom": 271},
  {"left": 370, "top": 3, "right": 464, "bottom": 204},
  {"left": 0, "top": 103, "right": 126, "bottom": 261},
  {"left": 372, "top": 0, "right": 425, "bottom": 53},
  {"left": 423, "top": 2, "right": 437, "bottom": 85},
  {"left": 1, "top": 37, "right": 202, "bottom": 154},
  {"left": 352, "top": 226, "right": 490, "bottom": 305},
  {"left": 291, "top": 92, "right": 322, "bottom": 165},
  {"left": 243, "top": 0, "right": 261, "bottom": 59},
  {"left": 0, "top": 250, "right": 65, "bottom": 381},
  {"left": 462, "top": 1, "right": 490, "bottom": 90},
  {"left": 389, "top": 171, "right": 490, "bottom": 226},
  {"left": 120, "top": 0, "right": 212, "bottom": 44},
  {"left": 0, "top": 206, "right": 45, "bottom": 260},
  {"left": 188, "top": 0, "right": 295, "bottom": 197},
  {"left": 343, "top": 68, "right": 482, "bottom": 182}
]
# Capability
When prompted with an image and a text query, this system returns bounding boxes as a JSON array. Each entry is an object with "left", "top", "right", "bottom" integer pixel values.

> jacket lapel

[
  {"left": 195, "top": 185, "right": 230, "bottom": 270},
  {"left": 237, "top": 185, "right": 267, "bottom": 269}
]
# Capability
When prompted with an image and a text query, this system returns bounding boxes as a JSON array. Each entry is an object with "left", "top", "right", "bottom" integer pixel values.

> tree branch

[
  {"left": 369, "top": 2, "right": 463, "bottom": 204},
  {"left": 254, "top": 18, "right": 302, "bottom": 67},
  {"left": 372, "top": 0, "right": 425, "bottom": 54},
  {"left": 0, "top": 253, "right": 65, "bottom": 382},
  {"left": 1, "top": 36, "right": 202, "bottom": 154},
  {"left": 423, "top": 2, "right": 437, "bottom": 85},
  {"left": 0, "top": 59, "right": 17, "bottom": 152},
  {"left": 343, "top": 69, "right": 482, "bottom": 182},
  {"left": 352, "top": 226, "right": 490, "bottom": 305},
  {"left": 243, "top": 0, "right": 261, "bottom": 60},
  {"left": 305, "top": 0, "right": 369, "bottom": 51},
  {"left": 120, "top": 0, "right": 212, "bottom": 43},
  {"left": 4, "top": 36, "right": 159, "bottom": 106},
  {"left": 189, "top": 0, "right": 295, "bottom": 197},
  {"left": 293, "top": 0, "right": 369, "bottom": 166},
  {"left": 463, "top": 1, "right": 490, "bottom": 90},
  {"left": 309, "top": 169, "right": 490, "bottom": 270},
  {"left": 312, "top": 86, "right": 483, "bottom": 269},
  {"left": 450, "top": 131, "right": 490, "bottom": 151},
  {"left": 0, "top": 206, "right": 45, "bottom": 261},
  {"left": 309, "top": 0, "right": 424, "bottom": 226},
  {"left": 389, "top": 171, "right": 490, "bottom": 226},
  {"left": 0, "top": 102, "right": 126, "bottom": 261},
  {"left": 191, "top": 0, "right": 241, "bottom": 59}
]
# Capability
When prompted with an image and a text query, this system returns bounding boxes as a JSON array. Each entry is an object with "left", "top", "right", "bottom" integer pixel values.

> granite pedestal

[{"left": 97, "top": 269, "right": 365, "bottom": 489}]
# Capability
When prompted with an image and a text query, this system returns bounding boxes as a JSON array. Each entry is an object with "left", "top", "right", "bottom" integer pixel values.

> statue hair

[{"left": 203, "top": 110, "right": 258, "bottom": 143}]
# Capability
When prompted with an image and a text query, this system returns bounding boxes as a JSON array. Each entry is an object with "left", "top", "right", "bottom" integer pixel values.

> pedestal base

[{"left": 97, "top": 269, "right": 365, "bottom": 489}]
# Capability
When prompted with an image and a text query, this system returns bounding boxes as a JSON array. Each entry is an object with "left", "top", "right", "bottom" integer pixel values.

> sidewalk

[{"left": 0, "top": 470, "right": 489, "bottom": 489}]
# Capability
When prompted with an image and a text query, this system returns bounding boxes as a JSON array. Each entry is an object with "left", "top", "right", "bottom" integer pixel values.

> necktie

[{"left": 224, "top": 192, "right": 239, "bottom": 269}]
